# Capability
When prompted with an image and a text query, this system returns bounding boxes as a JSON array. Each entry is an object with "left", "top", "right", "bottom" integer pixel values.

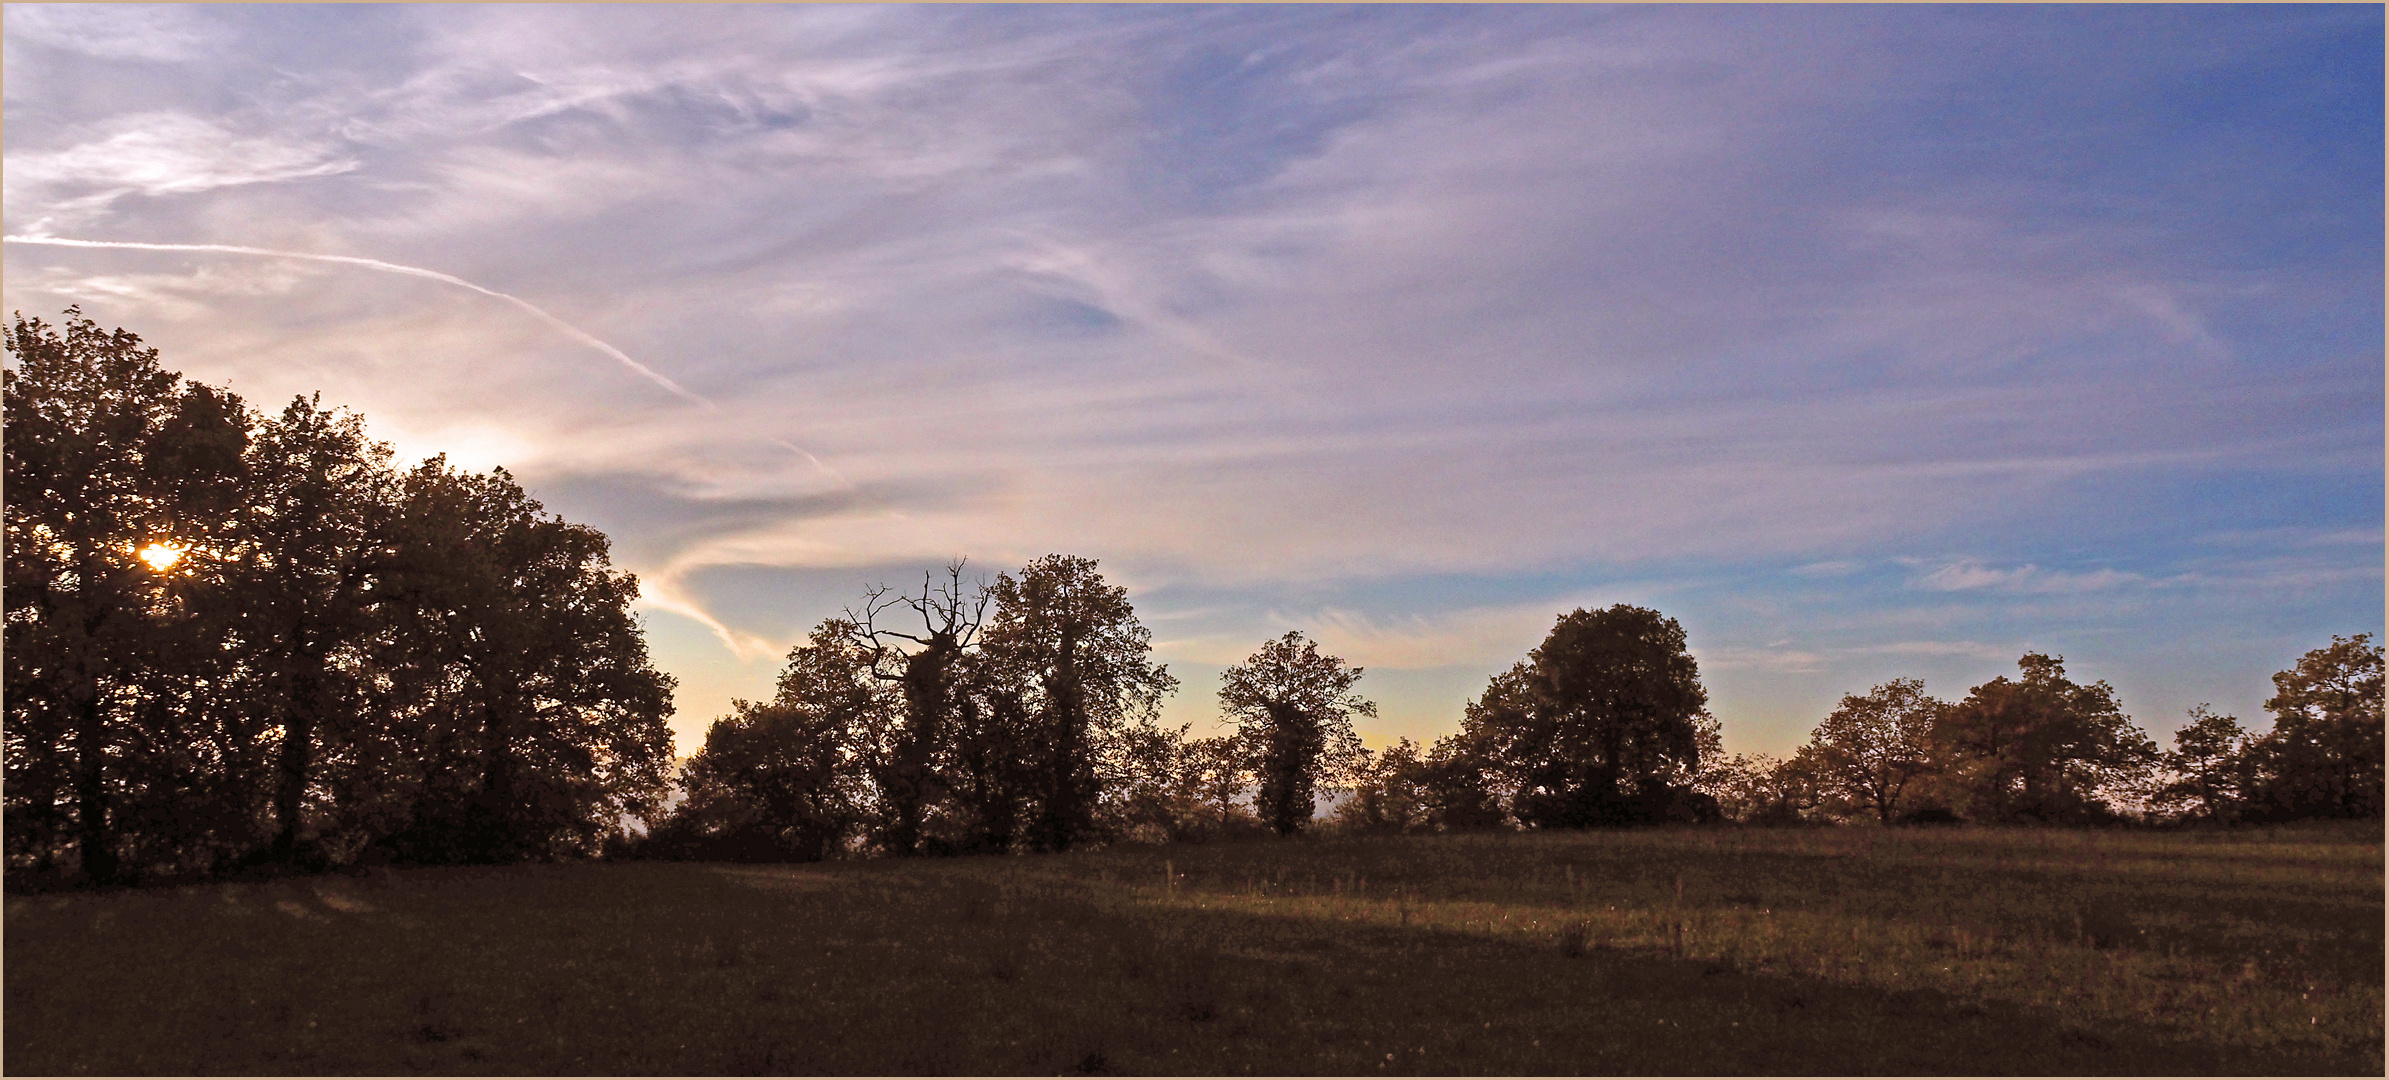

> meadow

[{"left": 6, "top": 823, "right": 2379, "bottom": 1075}]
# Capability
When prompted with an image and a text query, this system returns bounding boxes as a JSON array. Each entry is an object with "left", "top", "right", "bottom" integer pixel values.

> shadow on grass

[{"left": 3, "top": 852, "right": 2373, "bottom": 1076}]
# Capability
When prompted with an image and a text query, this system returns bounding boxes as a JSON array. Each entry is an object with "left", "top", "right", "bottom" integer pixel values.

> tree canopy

[
  {"left": 1460, "top": 604, "right": 1716, "bottom": 827},
  {"left": 4, "top": 309, "right": 676, "bottom": 882},
  {"left": 1218, "top": 631, "right": 1373, "bottom": 836}
]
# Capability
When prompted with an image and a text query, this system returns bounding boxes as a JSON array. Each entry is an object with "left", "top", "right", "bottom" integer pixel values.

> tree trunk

[
  {"left": 72, "top": 689, "right": 117, "bottom": 883},
  {"left": 270, "top": 653, "right": 323, "bottom": 865},
  {"left": 1034, "top": 631, "right": 1083, "bottom": 851}
]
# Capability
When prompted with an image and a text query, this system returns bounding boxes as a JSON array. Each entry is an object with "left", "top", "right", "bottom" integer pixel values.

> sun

[{"left": 137, "top": 542, "right": 185, "bottom": 573}]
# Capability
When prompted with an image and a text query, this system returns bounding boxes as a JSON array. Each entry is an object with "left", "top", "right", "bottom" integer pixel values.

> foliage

[
  {"left": 2148, "top": 705, "right": 2255, "bottom": 823},
  {"left": 651, "top": 554, "right": 1188, "bottom": 858},
  {"left": 1700, "top": 752, "right": 1817, "bottom": 825},
  {"left": 1330, "top": 737, "right": 1433, "bottom": 835},
  {"left": 2241, "top": 634, "right": 2383, "bottom": 821},
  {"left": 3, "top": 310, "right": 676, "bottom": 881},
  {"left": 648, "top": 621, "right": 880, "bottom": 862},
  {"left": 1799, "top": 678, "right": 1944, "bottom": 823},
  {"left": 1415, "top": 731, "right": 1509, "bottom": 830},
  {"left": 1176, "top": 734, "right": 1264, "bottom": 838},
  {"left": 3, "top": 309, "right": 256, "bottom": 881},
  {"left": 1461, "top": 605, "right": 1717, "bottom": 827},
  {"left": 1218, "top": 631, "right": 1373, "bottom": 836},
  {"left": 1929, "top": 653, "right": 2159, "bottom": 824},
  {"left": 979, "top": 555, "right": 1179, "bottom": 851}
]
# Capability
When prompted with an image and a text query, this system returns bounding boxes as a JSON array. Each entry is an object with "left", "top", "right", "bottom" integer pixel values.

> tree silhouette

[
  {"left": 1462, "top": 605, "right": 1714, "bottom": 827},
  {"left": 236, "top": 395, "right": 397, "bottom": 866},
  {"left": 2150, "top": 705, "right": 2254, "bottom": 823},
  {"left": 1333, "top": 737, "right": 1432, "bottom": 835},
  {"left": 1416, "top": 731, "right": 1507, "bottom": 830},
  {"left": 1218, "top": 632, "right": 1372, "bottom": 837},
  {"left": 662, "top": 619, "right": 879, "bottom": 861},
  {"left": 2241, "top": 634, "right": 2383, "bottom": 820},
  {"left": 5, "top": 310, "right": 679, "bottom": 880},
  {"left": 4, "top": 310, "right": 251, "bottom": 881},
  {"left": 1179, "top": 734, "right": 1256, "bottom": 835},
  {"left": 1798, "top": 678, "right": 1944, "bottom": 824},
  {"left": 849, "top": 562, "right": 986, "bottom": 856},
  {"left": 378, "top": 459, "right": 676, "bottom": 863},
  {"left": 978, "top": 555, "right": 1175, "bottom": 852},
  {"left": 1931, "top": 653, "right": 2158, "bottom": 824}
]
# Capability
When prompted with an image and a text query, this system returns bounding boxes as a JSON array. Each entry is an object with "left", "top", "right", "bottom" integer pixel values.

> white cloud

[
  {"left": 1910, "top": 559, "right": 2146, "bottom": 595},
  {"left": 4, "top": 4, "right": 230, "bottom": 63},
  {"left": 5, "top": 113, "right": 356, "bottom": 233}
]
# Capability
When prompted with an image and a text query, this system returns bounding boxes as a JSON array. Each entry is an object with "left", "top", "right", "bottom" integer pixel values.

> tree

[
  {"left": 977, "top": 555, "right": 1176, "bottom": 851},
  {"left": 1461, "top": 605, "right": 1714, "bottom": 827},
  {"left": 1218, "top": 631, "right": 1373, "bottom": 837},
  {"left": 1332, "top": 738, "right": 1432, "bottom": 835},
  {"left": 849, "top": 562, "right": 987, "bottom": 856},
  {"left": 1416, "top": 731, "right": 1508, "bottom": 830},
  {"left": 659, "top": 620, "right": 879, "bottom": 861},
  {"left": 234, "top": 395, "right": 399, "bottom": 866},
  {"left": 1178, "top": 734, "right": 1257, "bottom": 835},
  {"left": 376, "top": 460, "right": 677, "bottom": 863},
  {"left": 1801, "top": 678, "right": 1944, "bottom": 823},
  {"left": 2150, "top": 705, "right": 2253, "bottom": 823},
  {"left": 1932, "top": 653, "right": 2159, "bottom": 824},
  {"left": 2241, "top": 635, "right": 2383, "bottom": 820},
  {"left": 1701, "top": 752, "right": 1818, "bottom": 825},
  {"left": 4, "top": 309, "right": 252, "bottom": 881},
  {"left": 5, "top": 308, "right": 686, "bottom": 879}
]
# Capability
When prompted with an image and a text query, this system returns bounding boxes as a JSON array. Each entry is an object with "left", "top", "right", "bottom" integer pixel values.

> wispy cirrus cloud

[
  {"left": 1908, "top": 560, "right": 2151, "bottom": 595},
  {"left": 2, "top": 4, "right": 231, "bottom": 63},
  {"left": 4, "top": 114, "right": 357, "bottom": 235},
  {"left": 3, "top": 5, "right": 2375, "bottom": 750}
]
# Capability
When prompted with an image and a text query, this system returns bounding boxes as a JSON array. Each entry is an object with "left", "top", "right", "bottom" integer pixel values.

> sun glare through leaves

[{"left": 137, "top": 542, "right": 184, "bottom": 573}]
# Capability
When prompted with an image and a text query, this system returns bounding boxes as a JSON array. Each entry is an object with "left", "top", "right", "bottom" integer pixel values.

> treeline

[
  {"left": 8, "top": 310, "right": 2378, "bottom": 886},
  {"left": 1689, "top": 639, "right": 2382, "bottom": 828},
  {"left": 642, "top": 560, "right": 1420, "bottom": 859},
  {"left": 641, "top": 597, "right": 1734, "bottom": 858},
  {"left": 4, "top": 310, "right": 676, "bottom": 884},
  {"left": 658, "top": 561, "right": 2381, "bottom": 860}
]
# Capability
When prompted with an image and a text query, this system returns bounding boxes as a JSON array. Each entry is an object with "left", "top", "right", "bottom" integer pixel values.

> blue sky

[{"left": 5, "top": 4, "right": 2379, "bottom": 758}]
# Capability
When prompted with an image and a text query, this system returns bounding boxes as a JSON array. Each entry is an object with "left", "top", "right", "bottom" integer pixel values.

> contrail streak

[
  {"left": 4, "top": 234, "right": 707, "bottom": 405},
  {"left": 2, "top": 233, "right": 853, "bottom": 488}
]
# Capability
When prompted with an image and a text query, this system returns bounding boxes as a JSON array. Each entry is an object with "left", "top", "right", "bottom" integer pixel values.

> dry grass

[{"left": 5, "top": 822, "right": 2378, "bottom": 1074}]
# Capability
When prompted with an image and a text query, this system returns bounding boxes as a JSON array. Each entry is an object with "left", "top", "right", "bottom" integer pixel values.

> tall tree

[
  {"left": 378, "top": 460, "right": 677, "bottom": 863},
  {"left": 1461, "top": 605, "right": 1713, "bottom": 827},
  {"left": 1931, "top": 653, "right": 2159, "bottom": 824},
  {"left": 849, "top": 562, "right": 986, "bottom": 856},
  {"left": 1218, "top": 631, "right": 1372, "bottom": 836},
  {"left": 235, "top": 395, "right": 398, "bottom": 866},
  {"left": 978, "top": 555, "right": 1176, "bottom": 852},
  {"left": 3, "top": 309, "right": 250, "bottom": 881},
  {"left": 1799, "top": 678, "right": 1944, "bottom": 823},
  {"left": 2242, "top": 635, "right": 2383, "bottom": 820}
]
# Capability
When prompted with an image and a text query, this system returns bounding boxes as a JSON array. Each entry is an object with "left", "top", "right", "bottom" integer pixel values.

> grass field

[{"left": 6, "top": 823, "right": 2380, "bottom": 1075}]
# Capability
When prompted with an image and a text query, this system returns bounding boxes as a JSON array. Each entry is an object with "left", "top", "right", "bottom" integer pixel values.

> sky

[{"left": 4, "top": 4, "right": 2380, "bottom": 760}]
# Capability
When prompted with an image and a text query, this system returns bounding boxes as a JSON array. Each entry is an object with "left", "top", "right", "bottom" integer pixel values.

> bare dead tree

[{"left": 844, "top": 560, "right": 988, "bottom": 855}]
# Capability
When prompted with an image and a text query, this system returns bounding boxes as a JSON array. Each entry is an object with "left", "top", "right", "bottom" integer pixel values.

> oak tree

[{"left": 1218, "top": 631, "right": 1372, "bottom": 836}]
